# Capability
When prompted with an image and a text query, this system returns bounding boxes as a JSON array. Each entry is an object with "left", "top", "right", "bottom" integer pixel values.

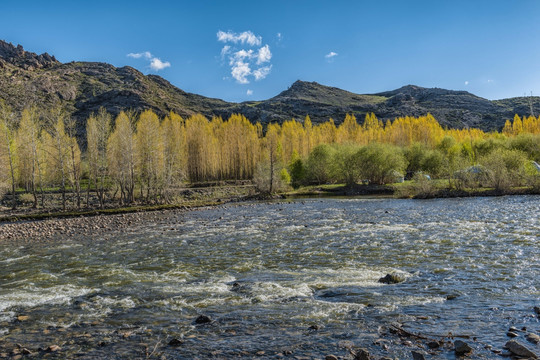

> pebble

[{"left": 507, "top": 331, "right": 519, "bottom": 338}]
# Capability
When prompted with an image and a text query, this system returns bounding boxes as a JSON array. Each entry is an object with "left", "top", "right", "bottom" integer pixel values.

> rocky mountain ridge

[{"left": 1, "top": 40, "right": 539, "bottom": 134}]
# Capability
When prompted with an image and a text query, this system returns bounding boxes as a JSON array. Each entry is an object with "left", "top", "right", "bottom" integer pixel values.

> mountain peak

[{"left": 0, "top": 39, "right": 59, "bottom": 70}]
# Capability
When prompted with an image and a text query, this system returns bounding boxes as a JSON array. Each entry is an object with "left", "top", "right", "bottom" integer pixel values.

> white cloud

[
  {"left": 257, "top": 45, "right": 272, "bottom": 64},
  {"left": 220, "top": 45, "right": 231, "bottom": 58},
  {"left": 487, "top": 79, "right": 494, "bottom": 83},
  {"left": 231, "top": 60, "right": 251, "bottom": 84},
  {"left": 277, "top": 33, "right": 282, "bottom": 42},
  {"left": 127, "top": 51, "right": 152, "bottom": 59},
  {"left": 127, "top": 51, "right": 170, "bottom": 71},
  {"left": 465, "top": 81, "right": 469, "bottom": 85},
  {"left": 253, "top": 65, "right": 272, "bottom": 81},
  {"left": 217, "top": 30, "right": 262, "bottom": 46},
  {"left": 325, "top": 51, "right": 338, "bottom": 59},
  {"left": 246, "top": 89, "right": 253, "bottom": 96},
  {"left": 150, "top": 57, "right": 171, "bottom": 71},
  {"left": 217, "top": 30, "right": 272, "bottom": 84}
]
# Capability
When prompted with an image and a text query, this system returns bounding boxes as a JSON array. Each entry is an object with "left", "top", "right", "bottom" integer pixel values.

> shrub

[
  {"left": 357, "top": 143, "right": 407, "bottom": 185},
  {"left": 479, "top": 148, "right": 528, "bottom": 192}
]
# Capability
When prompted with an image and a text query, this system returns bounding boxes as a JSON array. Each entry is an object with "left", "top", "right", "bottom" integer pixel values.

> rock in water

[
  {"left": 505, "top": 340, "right": 538, "bottom": 359},
  {"left": 354, "top": 348, "right": 370, "bottom": 360},
  {"left": 526, "top": 333, "right": 540, "bottom": 344},
  {"left": 454, "top": 340, "right": 473, "bottom": 355},
  {"left": 534, "top": 306, "right": 540, "bottom": 315},
  {"left": 411, "top": 350, "right": 426, "bottom": 360},
  {"left": 46, "top": 345, "right": 60, "bottom": 352},
  {"left": 168, "top": 338, "right": 183, "bottom": 347},
  {"left": 194, "top": 315, "right": 212, "bottom": 324},
  {"left": 378, "top": 273, "right": 405, "bottom": 284},
  {"left": 325, "top": 355, "right": 338, "bottom": 360}
]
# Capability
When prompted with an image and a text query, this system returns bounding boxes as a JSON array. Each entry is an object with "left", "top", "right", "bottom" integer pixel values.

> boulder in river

[
  {"left": 504, "top": 340, "right": 538, "bottom": 359},
  {"left": 378, "top": 273, "right": 405, "bottom": 284},
  {"left": 454, "top": 340, "right": 473, "bottom": 356},
  {"left": 534, "top": 306, "right": 540, "bottom": 315}
]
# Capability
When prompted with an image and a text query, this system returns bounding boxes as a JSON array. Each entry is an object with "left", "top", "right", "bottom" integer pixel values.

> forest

[{"left": 0, "top": 99, "right": 539, "bottom": 211}]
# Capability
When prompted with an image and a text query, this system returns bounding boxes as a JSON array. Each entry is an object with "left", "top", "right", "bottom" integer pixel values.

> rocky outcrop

[{"left": 0, "top": 40, "right": 58, "bottom": 70}]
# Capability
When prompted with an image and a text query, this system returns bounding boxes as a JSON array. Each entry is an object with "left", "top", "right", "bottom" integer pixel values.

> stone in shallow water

[
  {"left": 194, "top": 315, "right": 212, "bottom": 324},
  {"left": 505, "top": 340, "right": 538, "bottom": 359},
  {"left": 526, "top": 333, "right": 540, "bottom": 344},
  {"left": 411, "top": 350, "right": 426, "bottom": 360},
  {"left": 168, "top": 338, "right": 183, "bottom": 347},
  {"left": 354, "top": 348, "right": 370, "bottom": 360},
  {"left": 454, "top": 340, "right": 473, "bottom": 356},
  {"left": 507, "top": 331, "right": 519, "bottom": 338},
  {"left": 378, "top": 273, "right": 405, "bottom": 284}
]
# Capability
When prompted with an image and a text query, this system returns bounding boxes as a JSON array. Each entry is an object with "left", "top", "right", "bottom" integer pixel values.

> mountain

[{"left": 1, "top": 40, "right": 539, "bottom": 135}]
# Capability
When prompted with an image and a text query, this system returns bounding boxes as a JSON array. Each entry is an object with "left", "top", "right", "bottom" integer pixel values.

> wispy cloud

[
  {"left": 127, "top": 51, "right": 152, "bottom": 59},
  {"left": 246, "top": 89, "right": 253, "bottom": 96},
  {"left": 217, "top": 30, "right": 272, "bottom": 84},
  {"left": 127, "top": 51, "right": 170, "bottom": 71},
  {"left": 325, "top": 51, "right": 338, "bottom": 59},
  {"left": 465, "top": 81, "right": 469, "bottom": 85},
  {"left": 217, "top": 30, "right": 262, "bottom": 46}
]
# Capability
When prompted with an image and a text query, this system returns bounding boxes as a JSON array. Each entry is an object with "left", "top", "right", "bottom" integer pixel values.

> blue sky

[{"left": 2, "top": 1, "right": 540, "bottom": 102}]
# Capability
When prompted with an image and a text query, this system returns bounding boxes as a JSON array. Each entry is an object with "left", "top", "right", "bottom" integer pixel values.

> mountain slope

[{"left": 1, "top": 40, "right": 539, "bottom": 133}]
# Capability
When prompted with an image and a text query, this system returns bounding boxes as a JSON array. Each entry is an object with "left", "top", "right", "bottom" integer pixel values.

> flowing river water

[{"left": 0, "top": 196, "right": 539, "bottom": 359}]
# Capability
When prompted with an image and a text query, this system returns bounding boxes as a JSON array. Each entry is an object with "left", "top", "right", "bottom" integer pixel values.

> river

[{"left": 0, "top": 196, "right": 539, "bottom": 359}]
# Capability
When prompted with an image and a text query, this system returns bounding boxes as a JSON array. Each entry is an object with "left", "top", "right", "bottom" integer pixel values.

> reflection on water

[{"left": 0, "top": 195, "right": 539, "bottom": 359}]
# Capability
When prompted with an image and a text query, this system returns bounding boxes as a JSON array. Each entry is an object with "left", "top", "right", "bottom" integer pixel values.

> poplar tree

[
  {"left": 108, "top": 111, "right": 136, "bottom": 204},
  {"left": 0, "top": 101, "right": 17, "bottom": 209},
  {"left": 86, "top": 107, "right": 111, "bottom": 208}
]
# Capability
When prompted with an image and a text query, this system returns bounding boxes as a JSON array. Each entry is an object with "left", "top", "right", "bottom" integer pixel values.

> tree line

[{"left": 1, "top": 100, "right": 539, "bottom": 210}]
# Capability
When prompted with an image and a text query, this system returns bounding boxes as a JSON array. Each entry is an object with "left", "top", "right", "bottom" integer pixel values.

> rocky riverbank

[{"left": 0, "top": 207, "right": 197, "bottom": 243}]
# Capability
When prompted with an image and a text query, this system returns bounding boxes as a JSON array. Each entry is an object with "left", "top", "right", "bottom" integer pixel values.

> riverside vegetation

[{"left": 0, "top": 100, "right": 539, "bottom": 218}]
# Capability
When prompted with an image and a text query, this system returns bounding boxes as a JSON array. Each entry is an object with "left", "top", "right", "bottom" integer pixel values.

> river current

[{"left": 0, "top": 196, "right": 539, "bottom": 359}]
